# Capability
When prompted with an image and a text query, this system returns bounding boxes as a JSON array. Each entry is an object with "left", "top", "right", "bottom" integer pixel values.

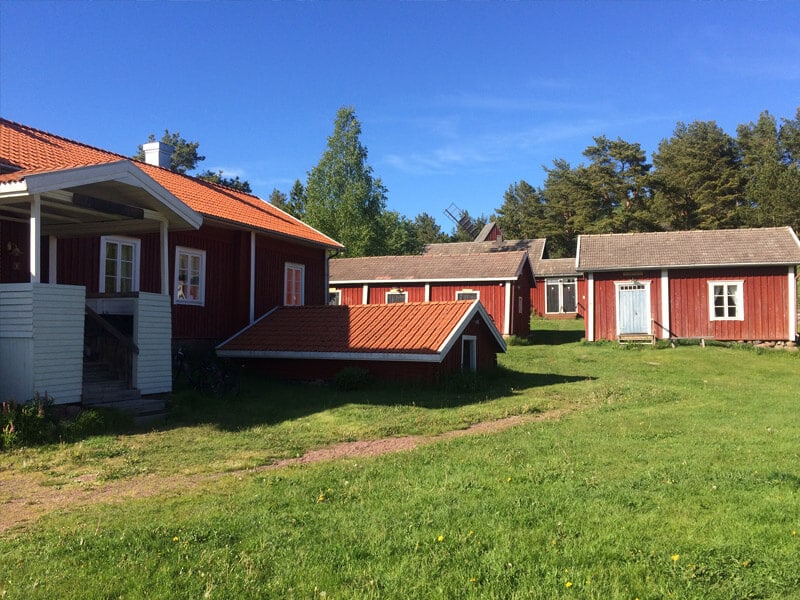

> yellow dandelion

[
  {"left": 671, "top": 554, "right": 680, "bottom": 562},
  {"left": 172, "top": 536, "right": 179, "bottom": 542},
  {"left": 506, "top": 477, "right": 512, "bottom": 483},
  {"left": 792, "top": 530, "right": 797, "bottom": 536},
  {"left": 565, "top": 581, "right": 573, "bottom": 588},
  {"left": 437, "top": 534, "right": 444, "bottom": 542}
]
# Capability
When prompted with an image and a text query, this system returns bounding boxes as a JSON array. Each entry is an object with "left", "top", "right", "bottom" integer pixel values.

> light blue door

[{"left": 618, "top": 283, "right": 649, "bottom": 334}]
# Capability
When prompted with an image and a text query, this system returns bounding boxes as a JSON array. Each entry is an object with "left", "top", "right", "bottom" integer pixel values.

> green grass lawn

[{"left": 1, "top": 319, "right": 799, "bottom": 598}]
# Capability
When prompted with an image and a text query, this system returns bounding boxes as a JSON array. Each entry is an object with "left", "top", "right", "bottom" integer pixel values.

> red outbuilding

[{"left": 576, "top": 227, "right": 800, "bottom": 343}]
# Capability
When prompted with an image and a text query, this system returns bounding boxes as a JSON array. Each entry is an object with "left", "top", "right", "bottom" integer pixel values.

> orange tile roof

[
  {"left": 218, "top": 301, "right": 504, "bottom": 357},
  {"left": 0, "top": 118, "right": 342, "bottom": 249}
]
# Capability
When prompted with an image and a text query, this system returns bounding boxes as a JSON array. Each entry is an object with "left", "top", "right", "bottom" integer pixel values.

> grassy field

[{"left": 1, "top": 319, "right": 799, "bottom": 599}]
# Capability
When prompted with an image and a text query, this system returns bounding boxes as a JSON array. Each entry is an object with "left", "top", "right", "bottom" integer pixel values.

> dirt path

[{"left": 0, "top": 409, "right": 567, "bottom": 534}]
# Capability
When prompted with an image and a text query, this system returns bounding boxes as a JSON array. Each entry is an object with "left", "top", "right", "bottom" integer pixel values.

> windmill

[{"left": 443, "top": 203, "right": 479, "bottom": 239}]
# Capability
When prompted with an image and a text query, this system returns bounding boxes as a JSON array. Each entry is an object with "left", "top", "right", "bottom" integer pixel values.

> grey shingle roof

[
  {"left": 422, "top": 238, "right": 547, "bottom": 272},
  {"left": 329, "top": 251, "right": 528, "bottom": 283},
  {"left": 536, "top": 258, "right": 580, "bottom": 277},
  {"left": 576, "top": 227, "right": 800, "bottom": 271}
]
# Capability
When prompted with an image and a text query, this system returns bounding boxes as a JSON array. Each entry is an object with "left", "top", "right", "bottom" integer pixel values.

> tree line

[
  {"left": 495, "top": 109, "right": 800, "bottom": 257},
  {"left": 137, "top": 106, "right": 800, "bottom": 258}
]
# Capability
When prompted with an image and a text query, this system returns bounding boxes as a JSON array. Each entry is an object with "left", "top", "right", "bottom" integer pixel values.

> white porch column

[
  {"left": 29, "top": 194, "right": 41, "bottom": 283},
  {"left": 250, "top": 231, "right": 256, "bottom": 323},
  {"left": 160, "top": 221, "right": 169, "bottom": 295},
  {"left": 660, "top": 269, "right": 670, "bottom": 339},
  {"left": 48, "top": 236, "right": 58, "bottom": 284}
]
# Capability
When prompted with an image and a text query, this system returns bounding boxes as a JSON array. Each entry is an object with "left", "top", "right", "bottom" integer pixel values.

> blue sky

[{"left": 1, "top": 1, "right": 798, "bottom": 232}]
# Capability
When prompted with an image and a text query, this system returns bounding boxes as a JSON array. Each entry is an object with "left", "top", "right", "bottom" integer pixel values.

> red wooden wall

[{"left": 587, "top": 267, "right": 793, "bottom": 341}]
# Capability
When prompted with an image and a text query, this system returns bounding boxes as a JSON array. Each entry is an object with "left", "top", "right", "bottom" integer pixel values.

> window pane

[
  {"left": 546, "top": 283, "right": 560, "bottom": 313},
  {"left": 562, "top": 282, "right": 577, "bottom": 312},
  {"left": 105, "top": 242, "right": 117, "bottom": 261}
]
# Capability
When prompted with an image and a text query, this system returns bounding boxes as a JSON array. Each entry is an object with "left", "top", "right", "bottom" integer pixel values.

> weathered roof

[
  {"left": 576, "top": 227, "right": 800, "bottom": 271},
  {"left": 216, "top": 301, "right": 506, "bottom": 360},
  {"left": 536, "top": 258, "right": 580, "bottom": 277},
  {"left": 0, "top": 118, "right": 342, "bottom": 249},
  {"left": 329, "top": 251, "right": 529, "bottom": 283},
  {"left": 422, "top": 238, "right": 547, "bottom": 272}
]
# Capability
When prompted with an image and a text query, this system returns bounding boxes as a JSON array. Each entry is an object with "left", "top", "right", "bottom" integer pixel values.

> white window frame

[
  {"left": 173, "top": 246, "right": 206, "bottom": 306},
  {"left": 455, "top": 289, "right": 480, "bottom": 301},
  {"left": 386, "top": 289, "right": 408, "bottom": 304},
  {"left": 461, "top": 335, "right": 477, "bottom": 372},
  {"left": 708, "top": 280, "right": 744, "bottom": 321},
  {"left": 545, "top": 277, "right": 578, "bottom": 314},
  {"left": 99, "top": 235, "right": 140, "bottom": 293},
  {"left": 329, "top": 289, "right": 341, "bottom": 306},
  {"left": 284, "top": 262, "right": 305, "bottom": 306}
]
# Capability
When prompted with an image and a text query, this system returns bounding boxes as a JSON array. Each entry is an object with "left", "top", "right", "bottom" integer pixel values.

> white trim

[
  {"left": 587, "top": 273, "right": 594, "bottom": 341},
  {"left": 362, "top": 284, "right": 369, "bottom": 305},
  {"left": 461, "top": 335, "right": 477, "bottom": 372},
  {"left": 330, "top": 276, "right": 520, "bottom": 285},
  {"left": 328, "top": 289, "right": 342, "bottom": 305},
  {"left": 424, "top": 283, "right": 431, "bottom": 302},
  {"left": 250, "top": 232, "right": 256, "bottom": 323},
  {"left": 707, "top": 280, "right": 744, "bottom": 321},
  {"left": 284, "top": 262, "right": 305, "bottom": 306},
  {"left": 173, "top": 246, "right": 206, "bottom": 306},
  {"left": 789, "top": 267, "right": 797, "bottom": 341},
  {"left": 99, "top": 235, "right": 141, "bottom": 293},
  {"left": 29, "top": 194, "right": 41, "bottom": 283},
  {"left": 385, "top": 289, "right": 408, "bottom": 304},
  {"left": 48, "top": 236, "right": 58, "bottom": 284},
  {"left": 614, "top": 279, "right": 652, "bottom": 336},
  {"left": 503, "top": 282, "right": 512, "bottom": 335},
  {"left": 455, "top": 289, "right": 480, "bottom": 301},
  {"left": 660, "top": 269, "right": 670, "bottom": 339}
]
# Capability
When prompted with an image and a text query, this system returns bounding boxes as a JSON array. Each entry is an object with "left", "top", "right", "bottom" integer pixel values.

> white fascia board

[
  {"left": 574, "top": 236, "right": 582, "bottom": 271},
  {"left": 330, "top": 276, "right": 518, "bottom": 285},
  {"left": 580, "top": 261, "right": 800, "bottom": 272},
  {"left": 216, "top": 349, "right": 443, "bottom": 363},
  {"left": 22, "top": 161, "right": 202, "bottom": 230},
  {"left": 215, "top": 306, "right": 279, "bottom": 350},
  {"left": 437, "top": 300, "right": 507, "bottom": 357},
  {"left": 0, "top": 180, "right": 30, "bottom": 199}
]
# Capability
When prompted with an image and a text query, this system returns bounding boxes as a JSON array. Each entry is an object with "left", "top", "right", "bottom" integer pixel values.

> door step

[{"left": 618, "top": 333, "right": 655, "bottom": 344}]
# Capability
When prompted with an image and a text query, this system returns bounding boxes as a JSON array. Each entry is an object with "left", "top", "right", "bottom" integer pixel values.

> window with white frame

[
  {"left": 455, "top": 289, "right": 480, "bottom": 301},
  {"left": 285, "top": 263, "right": 305, "bottom": 306},
  {"left": 174, "top": 247, "right": 206, "bottom": 305},
  {"left": 100, "top": 236, "right": 140, "bottom": 293},
  {"left": 386, "top": 289, "right": 408, "bottom": 304},
  {"left": 546, "top": 277, "right": 577, "bottom": 314},
  {"left": 708, "top": 280, "right": 744, "bottom": 321},
  {"left": 329, "top": 289, "right": 341, "bottom": 305}
]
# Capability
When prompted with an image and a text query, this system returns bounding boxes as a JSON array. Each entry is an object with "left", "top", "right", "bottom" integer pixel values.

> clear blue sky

[{"left": 1, "top": 1, "right": 798, "bottom": 232}]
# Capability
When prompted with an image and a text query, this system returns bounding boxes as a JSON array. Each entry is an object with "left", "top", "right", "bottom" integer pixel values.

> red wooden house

[
  {"left": 328, "top": 251, "right": 533, "bottom": 337},
  {"left": 532, "top": 258, "right": 587, "bottom": 319},
  {"left": 576, "top": 227, "right": 800, "bottom": 343},
  {"left": 217, "top": 300, "right": 506, "bottom": 384},
  {"left": 0, "top": 118, "right": 342, "bottom": 405}
]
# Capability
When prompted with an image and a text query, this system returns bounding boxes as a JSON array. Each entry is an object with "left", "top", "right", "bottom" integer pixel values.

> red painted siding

[
  {"left": 587, "top": 266, "right": 793, "bottom": 341},
  {"left": 337, "top": 286, "right": 363, "bottom": 305}
]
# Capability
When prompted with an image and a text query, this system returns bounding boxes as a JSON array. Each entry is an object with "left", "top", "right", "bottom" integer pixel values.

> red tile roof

[
  {"left": 0, "top": 119, "right": 342, "bottom": 249},
  {"left": 217, "top": 301, "right": 505, "bottom": 358},
  {"left": 577, "top": 227, "right": 800, "bottom": 271},
  {"left": 329, "top": 251, "right": 528, "bottom": 282}
]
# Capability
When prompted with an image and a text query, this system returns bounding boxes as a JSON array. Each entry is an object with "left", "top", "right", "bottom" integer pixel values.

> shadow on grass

[
  {"left": 161, "top": 366, "right": 595, "bottom": 433},
  {"left": 531, "top": 329, "right": 585, "bottom": 345}
]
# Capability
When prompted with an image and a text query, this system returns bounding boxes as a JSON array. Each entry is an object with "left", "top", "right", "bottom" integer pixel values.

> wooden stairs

[
  {"left": 617, "top": 333, "right": 656, "bottom": 345},
  {"left": 82, "top": 361, "right": 167, "bottom": 424}
]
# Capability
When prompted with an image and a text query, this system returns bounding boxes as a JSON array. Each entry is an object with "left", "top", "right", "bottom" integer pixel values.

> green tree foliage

[
  {"left": 651, "top": 121, "right": 744, "bottom": 230},
  {"left": 134, "top": 130, "right": 205, "bottom": 174},
  {"left": 304, "top": 107, "right": 388, "bottom": 256},
  {"left": 269, "top": 181, "right": 307, "bottom": 219},
  {"left": 134, "top": 130, "right": 252, "bottom": 192},
  {"left": 197, "top": 169, "right": 252, "bottom": 193},
  {"left": 495, "top": 181, "right": 543, "bottom": 240},
  {"left": 413, "top": 212, "right": 449, "bottom": 247},
  {"left": 381, "top": 211, "right": 421, "bottom": 255}
]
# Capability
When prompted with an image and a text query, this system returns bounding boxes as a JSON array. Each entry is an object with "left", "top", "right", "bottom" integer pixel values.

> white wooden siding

[
  {"left": 0, "top": 283, "right": 84, "bottom": 405},
  {"left": 133, "top": 292, "right": 172, "bottom": 394}
]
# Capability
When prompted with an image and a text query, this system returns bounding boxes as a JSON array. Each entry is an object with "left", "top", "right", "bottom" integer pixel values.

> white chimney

[{"left": 142, "top": 141, "right": 174, "bottom": 169}]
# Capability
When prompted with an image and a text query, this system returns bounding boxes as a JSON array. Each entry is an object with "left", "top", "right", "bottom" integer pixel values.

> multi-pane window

[
  {"left": 455, "top": 290, "right": 479, "bottom": 301},
  {"left": 285, "top": 263, "right": 305, "bottom": 306},
  {"left": 386, "top": 289, "right": 408, "bottom": 303},
  {"left": 100, "top": 236, "right": 139, "bottom": 293},
  {"left": 708, "top": 281, "right": 744, "bottom": 321},
  {"left": 174, "top": 247, "right": 206, "bottom": 305},
  {"left": 546, "top": 278, "right": 577, "bottom": 314},
  {"left": 329, "top": 290, "right": 341, "bottom": 305}
]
